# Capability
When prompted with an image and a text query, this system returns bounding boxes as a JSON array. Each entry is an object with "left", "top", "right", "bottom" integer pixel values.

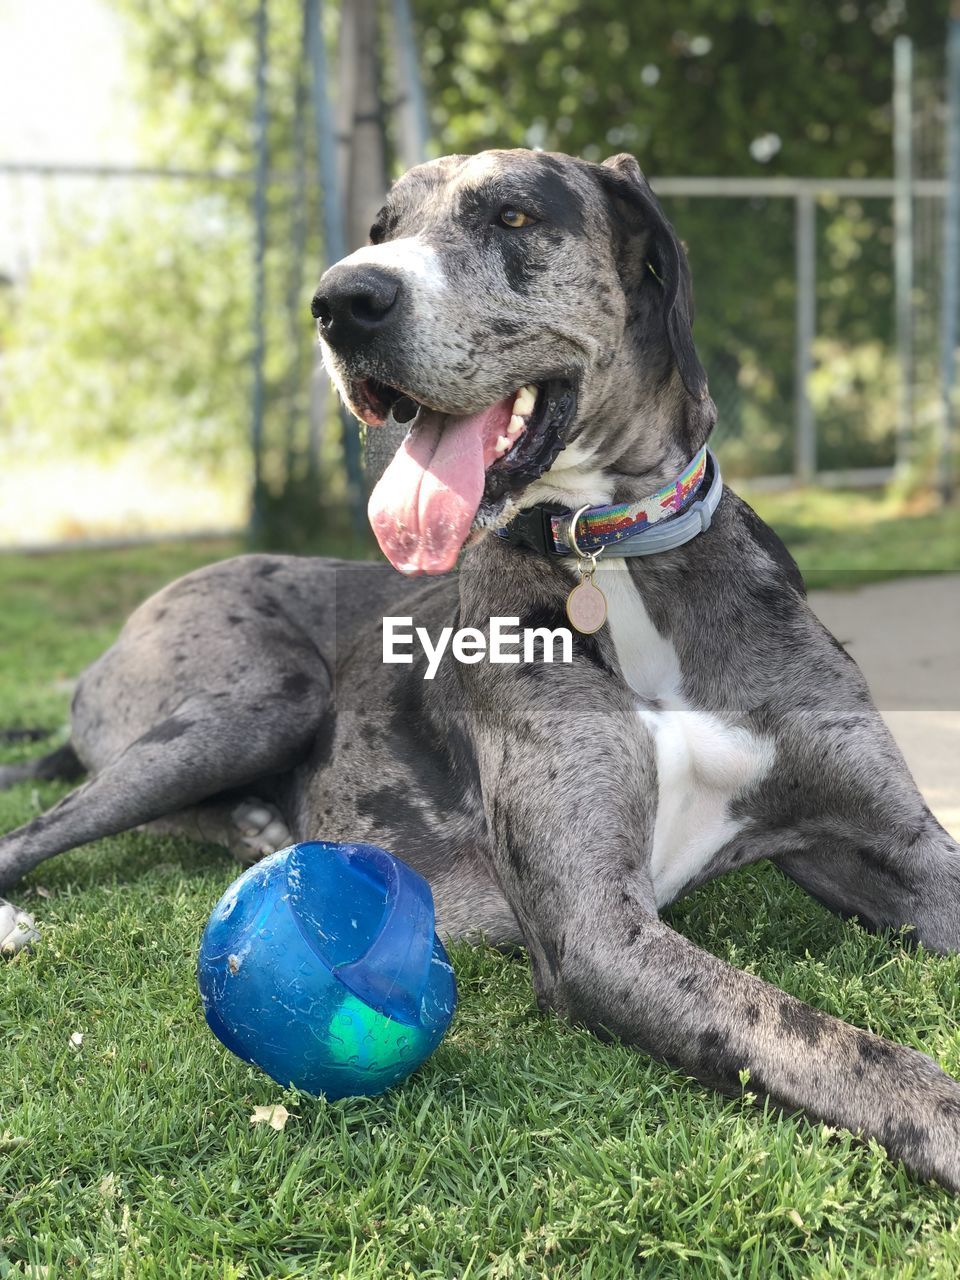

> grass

[
  {"left": 1, "top": 494, "right": 959, "bottom": 1278},
  {"left": 743, "top": 487, "right": 960, "bottom": 589}
]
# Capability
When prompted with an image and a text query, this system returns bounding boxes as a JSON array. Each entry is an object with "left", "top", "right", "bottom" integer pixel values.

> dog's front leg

[
  {"left": 569, "top": 913, "right": 960, "bottom": 1190},
  {"left": 474, "top": 691, "right": 960, "bottom": 1191}
]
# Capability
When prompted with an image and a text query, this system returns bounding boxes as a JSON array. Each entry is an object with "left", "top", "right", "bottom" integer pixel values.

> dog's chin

[{"left": 344, "top": 371, "right": 578, "bottom": 573}]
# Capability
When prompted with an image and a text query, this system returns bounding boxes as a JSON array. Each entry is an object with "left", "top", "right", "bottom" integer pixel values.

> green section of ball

[{"left": 323, "top": 990, "right": 425, "bottom": 1076}]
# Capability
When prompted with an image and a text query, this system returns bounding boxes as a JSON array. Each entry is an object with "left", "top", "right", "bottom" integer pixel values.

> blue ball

[{"left": 197, "top": 841, "right": 457, "bottom": 1100}]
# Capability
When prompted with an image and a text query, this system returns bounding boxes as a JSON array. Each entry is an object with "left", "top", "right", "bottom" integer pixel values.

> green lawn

[
  {"left": 1, "top": 496, "right": 960, "bottom": 1278},
  {"left": 743, "top": 488, "right": 960, "bottom": 589}
]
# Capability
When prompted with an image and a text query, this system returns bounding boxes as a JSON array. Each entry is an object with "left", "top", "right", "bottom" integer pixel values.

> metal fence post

[
  {"left": 893, "top": 35, "right": 914, "bottom": 474},
  {"left": 306, "top": 0, "right": 367, "bottom": 532},
  {"left": 392, "top": 0, "right": 430, "bottom": 166},
  {"left": 794, "top": 187, "right": 817, "bottom": 483},
  {"left": 249, "top": 0, "right": 269, "bottom": 540},
  {"left": 939, "top": 3, "right": 960, "bottom": 502},
  {"left": 285, "top": 0, "right": 310, "bottom": 479}
]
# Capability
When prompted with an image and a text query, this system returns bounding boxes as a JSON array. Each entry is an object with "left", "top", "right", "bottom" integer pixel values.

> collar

[{"left": 495, "top": 446, "right": 722, "bottom": 559}]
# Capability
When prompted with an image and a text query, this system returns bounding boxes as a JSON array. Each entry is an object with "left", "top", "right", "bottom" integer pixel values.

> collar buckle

[{"left": 495, "top": 502, "right": 569, "bottom": 556}]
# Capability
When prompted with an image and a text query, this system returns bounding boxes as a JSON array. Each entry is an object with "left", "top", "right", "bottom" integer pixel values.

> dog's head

[{"left": 312, "top": 148, "right": 716, "bottom": 573}]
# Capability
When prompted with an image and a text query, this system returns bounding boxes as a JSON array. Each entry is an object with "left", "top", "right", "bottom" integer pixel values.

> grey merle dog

[{"left": 3, "top": 149, "right": 960, "bottom": 1190}]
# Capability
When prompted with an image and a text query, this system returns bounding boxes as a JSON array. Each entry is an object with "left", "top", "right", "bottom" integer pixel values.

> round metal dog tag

[{"left": 566, "top": 578, "right": 607, "bottom": 634}]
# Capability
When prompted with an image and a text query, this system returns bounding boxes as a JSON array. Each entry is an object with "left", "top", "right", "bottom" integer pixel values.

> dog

[{"left": 3, "top": 148, "right": 960, "bottom": 1189}]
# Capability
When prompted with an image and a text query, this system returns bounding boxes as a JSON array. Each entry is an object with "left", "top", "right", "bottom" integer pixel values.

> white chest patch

[
  {"left": 524, "top": 437, "right": 614, "bottom": 510},
  {"left": 599, "top": 563, "right": 775, "bottom": 907}
]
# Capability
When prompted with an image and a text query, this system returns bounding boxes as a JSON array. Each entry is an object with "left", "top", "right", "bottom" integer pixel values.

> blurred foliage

[
  {"left": 1, "top": 188, "right": 250, "bottom": 467},
  {"left": 810, "top": 337, "right": 900, "bottom": 471},
  {"left": 416, "top": 0, "right": 938, "bottom": 174},
  {"left": 0, "top": 0, "right": 335, "bottom": 544},
  {"left": 414, "top": 0, "right": 942, "bottom": 476},
  {"left": 0, "top": 0, "right": 949, "bottom": 542},
  {"left": 111, "top": 0, "right": 304, "bottom": 173}
]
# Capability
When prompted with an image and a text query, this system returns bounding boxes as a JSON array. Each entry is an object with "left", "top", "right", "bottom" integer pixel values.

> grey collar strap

[{"left": 595, "top": 449, "right": 723, "bottom": 558}]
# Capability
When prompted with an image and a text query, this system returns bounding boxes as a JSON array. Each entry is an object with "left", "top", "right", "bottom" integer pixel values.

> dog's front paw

[{"left": 0, "top": 899, "right": 40, "bottom": 955}]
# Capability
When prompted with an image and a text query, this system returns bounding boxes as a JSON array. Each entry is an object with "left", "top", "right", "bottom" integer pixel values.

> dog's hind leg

[
  {"left": 0, "top": 743, "right": 90, "bottom": 952},
  {"left": 0, "top": 688, "right": 330, "bottom": 951},
  {"left": 775, "top": 814, "right": 960, "bottom": 955}
]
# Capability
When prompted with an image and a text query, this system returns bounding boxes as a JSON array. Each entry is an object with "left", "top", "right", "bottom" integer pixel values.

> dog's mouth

[{"left": 351, "top": 376, "right": 577, "bottom": 574}]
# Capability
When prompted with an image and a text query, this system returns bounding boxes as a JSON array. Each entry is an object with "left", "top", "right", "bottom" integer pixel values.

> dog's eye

[{"left": 498, "top": 207, "right": 535, "bottom": 229}]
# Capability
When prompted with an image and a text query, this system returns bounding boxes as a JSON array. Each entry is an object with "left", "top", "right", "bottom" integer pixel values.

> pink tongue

[{"left": 368, "top": 396, "right": 514, "bottom": 573}]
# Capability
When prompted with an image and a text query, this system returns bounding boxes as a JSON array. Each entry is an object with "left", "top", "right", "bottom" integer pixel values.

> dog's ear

[{"left": 595, "top": 153, "right": 708, "bottom": 402}]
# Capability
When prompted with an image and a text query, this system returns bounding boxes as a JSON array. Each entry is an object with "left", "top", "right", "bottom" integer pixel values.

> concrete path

[{"left": 809, "top": 575, "right": 960, "bottom": 839}]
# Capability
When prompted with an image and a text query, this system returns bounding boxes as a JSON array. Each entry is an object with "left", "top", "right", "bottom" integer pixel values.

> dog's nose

[{"left": 310, "top": 265, "right": 400, "bottom": 348}]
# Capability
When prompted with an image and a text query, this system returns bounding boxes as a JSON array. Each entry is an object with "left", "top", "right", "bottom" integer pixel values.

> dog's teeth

[
  {"left": 512, "top": 384, "right": 537, "bottom": 417},
  {"left": 495, "top": 435, "right": 512, "bottom": 454},
  {"left": 508, "top": 414, "right": 525, "bottom": 436}
]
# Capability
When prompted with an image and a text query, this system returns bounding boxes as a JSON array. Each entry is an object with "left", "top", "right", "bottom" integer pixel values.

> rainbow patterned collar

[{"left": 496, "top": 446, "right": 720, "bottom": 559}]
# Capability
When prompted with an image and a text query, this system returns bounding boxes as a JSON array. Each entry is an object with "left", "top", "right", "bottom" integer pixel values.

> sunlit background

[
  {"left": 0, "top": 0, "right": 957, "bottom": 548},
  {"left": 0, "top": 0, "right": 243, "bottom": 545}
]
